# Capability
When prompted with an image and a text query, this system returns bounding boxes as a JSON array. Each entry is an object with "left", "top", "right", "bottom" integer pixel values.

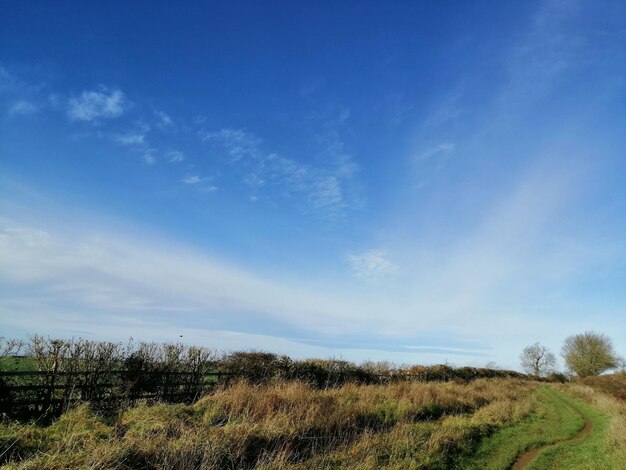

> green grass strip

[
  {"left": 461, "top": 386, "right": 591, "bottom": 469},
  {"left": 528, "top": 392, "right": 614, "bottom": 469}
]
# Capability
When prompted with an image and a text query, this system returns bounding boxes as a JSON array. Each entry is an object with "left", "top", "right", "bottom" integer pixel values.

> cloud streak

[
  {"left": 0, "top": 213, "right": 472, "bottom": 366},
  {"left": 0, "top": 217, "right": 365, "bottom": 335}
]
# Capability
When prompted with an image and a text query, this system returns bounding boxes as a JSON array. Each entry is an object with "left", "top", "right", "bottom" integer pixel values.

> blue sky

[{"left": 1, "top": 0, "right": 625, "bottom": 370}]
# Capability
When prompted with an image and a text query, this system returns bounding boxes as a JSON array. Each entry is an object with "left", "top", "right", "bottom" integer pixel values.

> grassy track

[
  {"left": 462, "top": 386, "right": 615, "bottom": 470},
  {"left": 528, "top": 392, "right": 613, "bottom": 469}
]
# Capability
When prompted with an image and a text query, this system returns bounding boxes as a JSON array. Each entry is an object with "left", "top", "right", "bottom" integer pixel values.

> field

[
  {"left": 2, "top": 377, "right": 625, "bottom": 469},
  {"left": 2, "top": 339, "right": 625, "bottom": 468}
]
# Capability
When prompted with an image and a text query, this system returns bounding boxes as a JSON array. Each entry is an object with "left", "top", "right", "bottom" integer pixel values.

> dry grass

[
  {"left": 278, "top": 381, "right": 536, "bottom": 469},
  {"left": 580, "top": 372, "right": 626, "bottom": 401},
  {"left": 0, "top": 378, "right": 536, "bottom": 469}
]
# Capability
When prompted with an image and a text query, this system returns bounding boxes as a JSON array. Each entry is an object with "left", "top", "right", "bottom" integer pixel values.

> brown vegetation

[
  {"left": 0, "top": 378, "right": 536, "bottom": 469},
  {"left": 579, "top": 372, "right": 626, "bottom": 401}
]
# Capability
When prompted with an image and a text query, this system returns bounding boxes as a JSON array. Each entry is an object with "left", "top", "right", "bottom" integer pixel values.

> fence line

[
  {"left": 0, "top": 361, "right": 528, "bottom": 420},
  {"left": 0, "top": 370, "right": 239, "bottom": 377}
]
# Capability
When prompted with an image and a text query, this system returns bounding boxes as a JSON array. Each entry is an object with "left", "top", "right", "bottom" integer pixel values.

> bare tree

[
  {"left": 520, "top": 342, "right": 557, "bottom": 376},
  {"left": 561, "top": 331, "right": 620, "bottom": 377},
  {"left": 0, "top": 337, "right": 23, "bottom": 357}
]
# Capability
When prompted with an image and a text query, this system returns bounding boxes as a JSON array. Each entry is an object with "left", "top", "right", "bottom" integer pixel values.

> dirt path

[{"left": 510, "top": 394, "right": 593, "bottom": 470}]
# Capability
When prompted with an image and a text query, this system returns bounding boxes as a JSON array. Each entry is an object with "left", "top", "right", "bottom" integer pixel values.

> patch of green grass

[
  {"left": 0, "top": 357, "right": 36, "bottom": 372},
  {"left": 529, "top": 395, "right": 615, "bottom": 469},
  {"left": 461, "top": 387, "right": 585, "bottom": 469}
]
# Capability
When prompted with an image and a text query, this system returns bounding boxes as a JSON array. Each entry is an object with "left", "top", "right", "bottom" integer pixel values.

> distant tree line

[{"left": 217, "top": 351, "right": 526, "bottom": 385}]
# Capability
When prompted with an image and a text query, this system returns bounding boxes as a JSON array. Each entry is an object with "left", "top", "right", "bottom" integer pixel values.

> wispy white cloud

[
  {"left": 0, "top": 68, "right": 47, "bottom": 115},
  {"left": 166, "top": 151, "right": 185, "bottom": 163},
  {"left": 489, "top": 0, "right": 584, "bottom": 125},
  {"left": 142, "top": 149, "right": 157, "bottom": 165},
  {"left": 0, "top": 66, "right": 50, "bottom": 96},
  {"left": 47, "top": 93, "right": 63, "bottom": 110},
  {"left": 347, "top": 249, "right": 398, "bottom": 279},
  {"left": 424, "top": 92, "right": 464, "bottom": 128},
  {"left": 314, "top": 107, "right": 359, "bottom": 177},
  {"left": 199, "top": 127, "right": 354, "bottom": 218},
  {"left": 510, "top": 0, "right": 580, "bottom": 82},
  {"left": 243, "top": 173, "right": 265, "bottom": 187},
  {"left": 415, "top": 142, "right": 455, "bottom": 162},
  {"left": 112, "top": 132, "right": 146, "bottom": 146},
  {"left": 198, "top": 128, "right": 262, "bottom": 160},
  {"left": 181, "top": 175, "right": 206, "bottom": 184},
  {"left": 67, "top": 87, "right": 129, "bottom": 122},
  {"left": 181, "top": 175, "right": 217, "bottom": 193},
  {"left": 384, "top": 92, "right": 415, "bottom": 126},
  {"left": 154, "top": 110, "right": 174, "bottom": 128},
  {"left": 0, "top": 217, "right": 364, "bottom": 336},
  {"left": 0, "top": 67, "right": 17, "bottom": 92},
  {"left": 193, "top": 115, "right": 207, "bottom": 126},
  {"left": 310, "top": 176, "right": 343, "bottom": 211},
  {"left": 8, "top": 100, "right": 39, "bottom": 116},
  {"left": 262, "top": 153, "right": 347, "bottom": 217}
]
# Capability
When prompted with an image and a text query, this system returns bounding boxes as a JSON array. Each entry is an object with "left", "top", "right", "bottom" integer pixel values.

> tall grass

[
  {"left": 579, "top": 372, "right": 626, "bottom": 401},
  {"left": 0, "top": 378, "right": 535, "bottom": 469}
]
